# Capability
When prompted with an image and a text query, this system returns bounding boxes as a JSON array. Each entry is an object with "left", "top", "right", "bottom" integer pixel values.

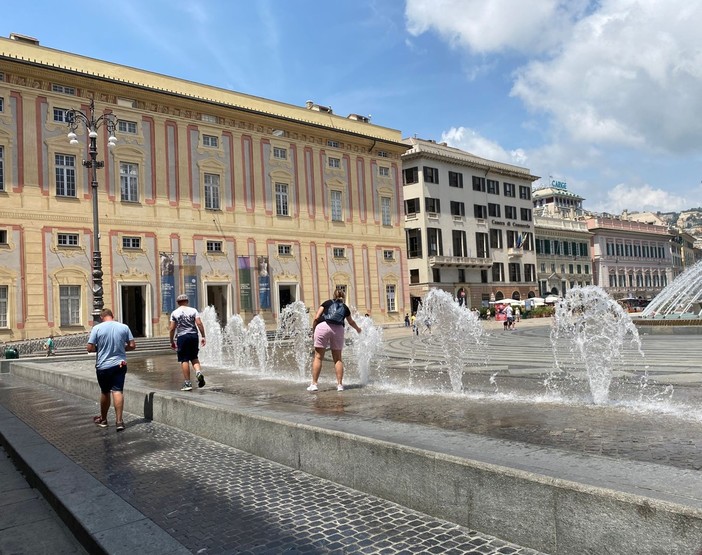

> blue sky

[{"left": 5, "top": 0, "right": 702, "bottom": 214}]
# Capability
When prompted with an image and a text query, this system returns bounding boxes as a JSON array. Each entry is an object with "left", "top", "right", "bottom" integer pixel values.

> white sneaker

[
  {"left": 336, "top": 384, "right": 344, "bottom": 391},
  {"left": 306, "top": 384, "right": 318, "bottom": 392}
]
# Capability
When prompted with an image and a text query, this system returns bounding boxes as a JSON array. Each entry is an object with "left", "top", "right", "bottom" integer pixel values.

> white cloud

[
  {"left": 600, "top": 183, "right": 699, "bottom": 213},
  {"left": 512, "top": 0, "right": 702, "bottom": 153},
  {"left": 405, "top": 0, "right": 588, "bottom": 54},
  {"left": 407, "top": 0, "right": 702, "bottom": 154},
  {"left": 441, "top": 127, "right": 528, "bottom": 166}
]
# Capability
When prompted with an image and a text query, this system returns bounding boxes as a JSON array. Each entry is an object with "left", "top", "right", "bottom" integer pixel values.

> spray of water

[
  {"left": 199, "top": 306, "right": 223, "bottom": 367},
  {"left": 551, "top": 285, "right": 644, "bottom": 405},
  {"left": 641, "top": 259, "right": 702, "bottom": 318},
  {"left": 222, "top": 314, "right": 247, "bottom": 369},
  {"left": 246, "top": 315, "right": 269, "bottom": 373},
  {"left": 415, "top": 289, "right": 488, "bottom": 392},
  {"left": 273, "top": 301, "right": 312, "bottom": 379},
  {"left": 348, "top": 313, "right": 384, "bottom": 385}
]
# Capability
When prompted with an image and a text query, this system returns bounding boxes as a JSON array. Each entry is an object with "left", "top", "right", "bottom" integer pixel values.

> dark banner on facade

[
  {"left": 258, "top": 256, "right": 270, "bottom": 309},
  {"left": 238, "top": 257, "right": 252, "bottom": 311},
  {"left": 183, "top": 254, "right": 199, "bottom": 308},
  {"left": 160, "top": 253, "right": 175, "bottom": 313}
]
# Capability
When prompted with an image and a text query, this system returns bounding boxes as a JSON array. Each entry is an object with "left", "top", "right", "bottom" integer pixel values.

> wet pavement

[
  {"left": 0, "top": 376, "right": 543, "bottom": 555},
  {"left": 1, "top": 318, "right": 701, "bottom": 553},
  {"left": 113, "top": 321, "right": 702, "bottom": 472}
]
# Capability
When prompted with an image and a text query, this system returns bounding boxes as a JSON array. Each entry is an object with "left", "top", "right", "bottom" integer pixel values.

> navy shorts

[
  {"left": 177, "top": 334, "right": 200, "bottom": 363},
  {"left": 96, "top": 365, "right": 127, "bottom": 394}
]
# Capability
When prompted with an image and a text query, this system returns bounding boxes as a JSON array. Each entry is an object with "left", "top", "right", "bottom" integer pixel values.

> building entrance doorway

[
  {"left": 206, "top": 285, "right": 228, "bottom": 326},
  {"left": 277, "top": 283, "right": 297, "bottom": 313},
  {"left": 121, "top": 285, "right": 146, "bottom": 337}
]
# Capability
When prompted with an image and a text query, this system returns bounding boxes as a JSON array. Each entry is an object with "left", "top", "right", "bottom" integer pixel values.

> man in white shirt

[{"left": 169, "top": 294, "right": 207, "bottom": 391}]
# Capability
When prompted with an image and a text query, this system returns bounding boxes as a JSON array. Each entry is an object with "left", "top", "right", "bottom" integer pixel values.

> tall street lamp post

[{"left": 66, "top": 99, "right": 117, "bottom": 324}]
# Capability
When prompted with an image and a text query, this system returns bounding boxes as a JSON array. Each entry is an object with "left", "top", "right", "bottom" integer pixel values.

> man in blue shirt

[{"left": 87, "top": 308, "right": 136, "bottom": 431}]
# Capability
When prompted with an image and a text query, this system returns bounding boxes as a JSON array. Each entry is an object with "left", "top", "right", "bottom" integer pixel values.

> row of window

[
  {"left": 536, "top": 239, "right": 589, "bottom": 257},
  {"left": 404, "top": 198, "right": 532, "bottom": 222},
  {"left": 410, "top": 262, "right": 538, "bottom": 285},
  {"left": 608, "top": 273, "right": 668, "bottom": 288},
  {"left": 403, "top": 167, "right": 531, "bottom": 199},
  {"left": 405, "top": 229, "right": 535, "bottom": 259},
  {"left": 540, "top": 262, "right": 591, "bottom": 275},
  {"left": 52, "top": 232, "right": 397, "bottom": 263},
  {"left": 605, "top": 241, "right": 666, "bottom": 259},
  {"left": 46, "top": 153, "right": 395, "bottom": 219}
]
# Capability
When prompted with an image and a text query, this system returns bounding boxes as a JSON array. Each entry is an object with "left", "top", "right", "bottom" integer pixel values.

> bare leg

[
  {"left": 331, "top": 349, "right": 344, "bottom": 385},
  {"left": 181, "top": 361, "right": 191, "bottom": 381},
  {"left": 99, "top": 392, "right": 111, "bottom": 420},
  {"left": 191, "top": 359, "right": 202, "bottom": 374},
  {"left": 112, "top": 391, "right": 124, "bottom": 423},
  {"left": 311, "top": 348, "right": 325, "bottom": 384}
]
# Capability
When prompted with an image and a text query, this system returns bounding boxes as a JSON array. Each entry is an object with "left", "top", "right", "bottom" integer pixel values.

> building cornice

[
  {"left": 0, "top": 37, "right": 406, "bottom": 149},
  {"left": 402, "top": 138, "right": 539, "bottom": 182}
]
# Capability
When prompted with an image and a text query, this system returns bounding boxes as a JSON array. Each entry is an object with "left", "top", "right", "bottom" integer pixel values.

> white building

[{"left": 401, "top": 138, "right": 539, "bottom": 311}]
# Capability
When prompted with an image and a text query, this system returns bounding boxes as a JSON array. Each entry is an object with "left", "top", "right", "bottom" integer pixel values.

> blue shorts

[
  {"left": 177, "top": 334, "right": 200, "bottom": 363},
  {"left": 96, "top": 365, "right": 127, "bottom": 394}
]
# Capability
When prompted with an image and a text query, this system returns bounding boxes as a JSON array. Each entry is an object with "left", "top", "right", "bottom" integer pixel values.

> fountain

[
  {"left": 273, "top": 300, "right": 312, "bottom": 379},
  {"left": 415, "top": 289, "right": 488, "bottom": 392},
  {"left": 198, "top": 306, "right": 224, "bottom": 367},
  {"left": 222, "top": 314, "right": 247, "bottom": 369},
  {"left": 349, "top": 313, "right": 384, "bottom": 386},
  {"left": 550, "top": 285, "right": 645, "bottom": 405},
  {"left": 199, "top": 307, "right": 269, "bottom": 373},
  {"left": 193, "top": 286, "right": 678, "bottom": 410},
  {"left": 245, "top": 314, "right": 269, "bottom": 374},
  {"left": 641, "top": 259, "right": 702, "bottom": 320}
]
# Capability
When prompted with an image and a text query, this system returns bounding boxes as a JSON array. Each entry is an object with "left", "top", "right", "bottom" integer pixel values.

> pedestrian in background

[
  {"left": 43, "top": 334, "right": 56, "bottom": 356},
  {"left": 169, "top": 294, "right": 207, "bottom": 391},
  {"left": 87, "top": 308, "right": 136, "bottom": 432},
  {"left": 307, "top": 288, "right": 361, "bottom": 392}
]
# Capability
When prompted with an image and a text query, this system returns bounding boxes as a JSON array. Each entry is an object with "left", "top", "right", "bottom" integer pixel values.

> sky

[{"left": 4, "top": 0, "right": 702, "bottom": 214}]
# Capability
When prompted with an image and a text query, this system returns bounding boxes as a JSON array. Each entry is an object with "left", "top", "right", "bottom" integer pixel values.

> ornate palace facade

[{"left": 0, "top": 35, "right": 408, "bottom": 339}]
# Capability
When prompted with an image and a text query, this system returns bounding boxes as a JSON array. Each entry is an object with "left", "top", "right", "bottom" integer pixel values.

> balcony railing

[
  {"left": 428, "top": 255, "right": 492, "bottom": 267},
  {"left": 507, "top": 248, "right": 523, "bottom": 257}
]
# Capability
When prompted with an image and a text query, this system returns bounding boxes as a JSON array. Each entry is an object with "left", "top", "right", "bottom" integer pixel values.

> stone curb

[
  {"left": 7, "top": 361, "right": 702, "bottom": 555},
  {"left": 0, "top": 404, "right": 189, "bottom": 555}
]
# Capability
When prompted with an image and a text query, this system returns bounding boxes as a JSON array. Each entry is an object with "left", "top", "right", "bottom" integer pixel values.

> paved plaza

[{"left": 1, "top": 319, "right": 701, "bottom": 554}]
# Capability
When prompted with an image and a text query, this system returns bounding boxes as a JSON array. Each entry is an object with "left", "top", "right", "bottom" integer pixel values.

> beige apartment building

[
  {"left": 586, "top": 215, "right": 672, "bottom": 301},
  {"left": 402, "top": 138, "right": 540, "bottom": 310},
  {"left": 0, "top": 34, "right": 409, "bottom": 340}
]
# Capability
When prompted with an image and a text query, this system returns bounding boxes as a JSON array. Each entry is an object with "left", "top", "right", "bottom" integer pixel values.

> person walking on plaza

[
  {"left": 87, "top": 308, "right": 136, "bottom": 432},
  {"left": 307, "top": 288, "right": 361, "bottom": 392},
  {"left": 505, "top": 304, "right": 515, "bottom": 330},
  {"left": 169, "top": 294, "right": 207, "bottom": 391},
  {"left": 43, "top": 334, "right": 56, "bottom": 356}
]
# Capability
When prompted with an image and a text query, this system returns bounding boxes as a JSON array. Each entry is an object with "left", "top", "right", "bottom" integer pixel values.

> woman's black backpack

[{"left": 324, "top": 300, "right": 346, "bottom": 325}]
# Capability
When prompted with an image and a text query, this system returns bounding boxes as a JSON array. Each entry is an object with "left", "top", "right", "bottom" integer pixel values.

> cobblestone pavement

[
  {"left": 0, "top": 376, "right": 544, "bottom": 555},
  {"left": 0, "top": 444, "right": 87, "bottom": 554}
]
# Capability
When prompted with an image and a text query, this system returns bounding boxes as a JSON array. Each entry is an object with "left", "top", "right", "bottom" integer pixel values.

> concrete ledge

[
  {"left": 0, "top": 403, "right": 189, "bottom": 555},
  {"left": 8, "top": 361, "right": 702, "bottom": 555}
]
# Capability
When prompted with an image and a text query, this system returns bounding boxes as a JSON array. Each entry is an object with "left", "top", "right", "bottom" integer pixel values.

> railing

[
  {"left": 428, "top": 255, "right": 492, "bottom": 267},
  {"left": 2, "top": 332, "right": 90, "bottom": 357},
  {"left": 508, "top": 248, "right": 523, "bottom": 257}
]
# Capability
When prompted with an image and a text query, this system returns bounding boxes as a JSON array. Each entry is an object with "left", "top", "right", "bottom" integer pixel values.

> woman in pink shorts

[{"left": 307, "top": 288, "right": 361, "bottom": 392}]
